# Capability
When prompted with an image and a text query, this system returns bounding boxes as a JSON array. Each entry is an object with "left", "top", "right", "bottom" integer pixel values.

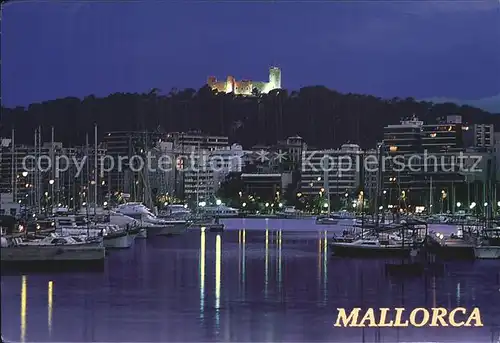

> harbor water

[{"left": 1, "top": 218, "right": 499, "bottom": 342}]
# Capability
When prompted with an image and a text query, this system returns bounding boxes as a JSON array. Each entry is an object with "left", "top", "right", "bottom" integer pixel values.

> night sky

[{"left": 2, "top": 1, "right": 499, "bottom": 107}]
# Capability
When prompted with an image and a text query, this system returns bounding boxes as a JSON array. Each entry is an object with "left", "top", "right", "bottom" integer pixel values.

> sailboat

[{"left": 330, "top": 143, "right": 424, "bottom": 258}]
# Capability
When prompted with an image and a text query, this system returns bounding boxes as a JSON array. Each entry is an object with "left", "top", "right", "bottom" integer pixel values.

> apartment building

[{"left": 300, "top": 144, "right": 363, "bottom": 201}]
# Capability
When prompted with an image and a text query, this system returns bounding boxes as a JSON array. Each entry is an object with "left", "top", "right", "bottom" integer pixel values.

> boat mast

[
  {"left": 196, "top": 140, "right": 201, "bottom": 210},
  {"left": 324, "top": 168, "right": 330, "bottom": 214},
  {"left": 429, "top": 176, "right": 433, "bottom": 215},
  {"left": 38, "top": 127, "right": 42, "bottom": 214},
  {"left": 34, "top": 127, "right": 41, "bottom": 214},
  {"left": 51, "top": 126, "right": 55, "bottom": 214},
  {"left": 33, "top": 128, "right": 37, "bottom": 212},
  {"left": 374, "top": 143, "right": 383, "bottom": 227},
  {"left": 94, "top": 124, "right": 98, "bottom": 216},
  {"left": 11, "top": 128, "right": 16, "bottom": 204},
  {"left": 85, "top": 133, "right": 90, "bottom": 234}
]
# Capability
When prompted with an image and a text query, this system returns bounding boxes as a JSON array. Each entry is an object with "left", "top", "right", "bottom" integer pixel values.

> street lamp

[
  {"left": 22, "top": 171, "right": 28, "bottom": 177},
  {"left": 216, "top": 199, "right": 222, "bottom": 206},
  {"left": 48, "top": 179, "right": 55, "bottom": 212},
  {"left": 456, "top": 202, "right": 461, "bottom": 208}
]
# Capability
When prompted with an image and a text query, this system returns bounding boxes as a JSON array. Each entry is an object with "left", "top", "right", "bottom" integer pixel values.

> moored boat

[
  {"left": 330, "top": 222, "right": 426, "bottom": 258},
  {"left": 115, "top": 203, "right": 188, "bottom": 237},
  {"left": 276, "top": 206, "right": 307, "bottom": 219},
  {"left": 198, "top": 205, "right": 239, "bottom": 218},
  {"left": 1, "top": 234, "right": 105, "bottom": 272},
  {"left": 54, "top": 216, "right": 134, "bottom": 249},
  {"left": 426, "top": 229, "right": 476, "bottom": 260},
  {"left": 331, "top": 235, "right": 416, "bottom": 257},
  {"left": 316, "top": 216, "right": 339, "bottom": 225}
]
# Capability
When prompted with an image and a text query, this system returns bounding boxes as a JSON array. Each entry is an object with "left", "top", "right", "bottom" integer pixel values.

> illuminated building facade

[{"left": 207, "top": 67, "right": 281, "bottom": 95}]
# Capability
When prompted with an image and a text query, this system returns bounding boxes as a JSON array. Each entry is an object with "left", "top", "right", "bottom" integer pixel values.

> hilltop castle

[{"left": 207, "top": 67, "right": 281, "bottom": 96}]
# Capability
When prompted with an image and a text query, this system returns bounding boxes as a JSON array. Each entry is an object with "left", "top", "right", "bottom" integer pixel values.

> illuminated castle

[{"left": 208, "top": 67, "right": 281, "bottom": 96}]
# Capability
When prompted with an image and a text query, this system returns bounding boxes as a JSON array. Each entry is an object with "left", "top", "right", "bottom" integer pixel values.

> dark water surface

[{"left": 1, "top": 218, "right": 499, "bottom": 342}]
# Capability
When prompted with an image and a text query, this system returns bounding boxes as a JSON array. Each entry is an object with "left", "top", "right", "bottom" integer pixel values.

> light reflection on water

[
  {"left": 20, "top": 275, "right": 27, "bottom": 342},
  {"left": 48, "top": 280, "right": 53, "bottom": 336},
  {"left": 199, "top": 227, "right": 205, "bottom": 319},
  {"left": 1, "top": 219, "right": 499, "bottom": 342},
  {"left": 214, "top": 233, "right": 221, "bottom": 331}
]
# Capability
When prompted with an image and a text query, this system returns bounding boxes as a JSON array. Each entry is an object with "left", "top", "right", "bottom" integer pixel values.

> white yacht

[
  {"left": 161, "top": 204, "right": 191, "bottom": 220},
  {"left": 316, "top": 215, "right": 339, "bottom": 225},
  {"left": 276, "top": 206, "right": 306, "bottom": 219},
  {"left": 115, "top": 203, "right": 187, "bottom": 237},
  {"left": 105, "top": 211, "right": 146, "bottom": 239},
  {"left": 54, "top": 216, "right": 135, "bottom": 249},
  {"left": 78, "top": 208, "right": 147, "bottom": 239},
  {"left": 198, "top": 205, "right": 239, "bottom": 217}
]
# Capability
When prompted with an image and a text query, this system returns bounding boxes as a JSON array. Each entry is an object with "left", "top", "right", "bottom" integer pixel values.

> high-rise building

[
  {"left": 380, "top": 115, "right": 493, "bottom": 212},
  {"left": 207, "top": 67, "right": 281, "bottom": 96},
  {"left": 473, "top": 124, "right": 494, "bottom": 149},
  {"left": 164, "top": 132, "right": 244, "bottom": 203},
  {"left": 300, "top": 144, "right": 363, "bottom": 203},
  {"left": 182, "top": 144, "right": 246, "bottom": 204},
  {"left": 421, "top": 116, "right": 465, "bottom": 153},
  {"left": 167, "top": 131, "right": 229, "bottom": 153}
]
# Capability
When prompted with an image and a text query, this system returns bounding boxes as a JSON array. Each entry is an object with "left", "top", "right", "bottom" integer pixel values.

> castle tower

[
  {"left": 269, "top": 67, "right": 281, "bottom": 90},
  {"left": 225, "top": 76, "right": 235, "bottom": 93}
]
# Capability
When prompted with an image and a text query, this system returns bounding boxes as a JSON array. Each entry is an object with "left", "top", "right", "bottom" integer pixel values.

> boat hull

[
  {"left": 316, "top": 219, "right": 339, "bottom": 225},
  {"left": 103, "top": 232, "right": 134, "bottom": 249},
  {"left": 207, "top": 224, "right": 225, "bottom": 232},
  {"left": 135, "top": 229, "right": 147, "bottom": 239},
  {"left": 1, "top": 246, "right": 105, "bottom": 272},
  {"left": 474, "top": 246, "right": 500, "bottom": 259},
  {"left": 425, "top": 238, "right": 475, "bottom": 260},
  {"left": 330, "top": 243, "right": 412, "bottom": 257},
  {"left": 145, "top": 223, "right": 187, "bottom": 237}
]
